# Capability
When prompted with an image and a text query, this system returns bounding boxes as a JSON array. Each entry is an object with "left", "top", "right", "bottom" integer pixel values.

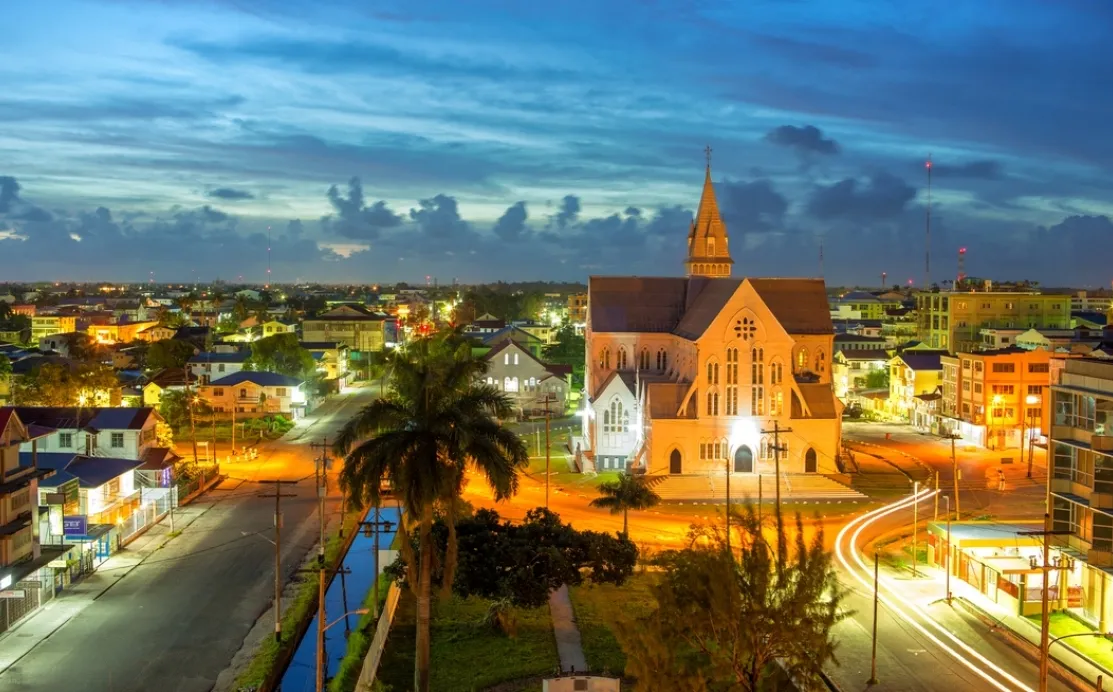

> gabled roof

[
  {"left": 481, "top": 325, "right": 541, "bottom": 346},
  {"left": 22, "top": 452, "right": 144, "bottom": 489},
  {"left": 748, "top": 278, "right": 834, "bottom": 335},
  {"left": 208, "top": 371, "right": 303, "bottom": 387},
  {"left": 140, "top": 446, "right": 181, "bottom": 471},
  {"left": 14, "top": 407, "right": 158, "bottom": 431},
  {"left": 837, "top": 349, "right": 891, "bottom": 362},
  {"left": 308, "top": 304, "right": 386, "bottom": 321},
  {"left": 588, "top": 276, "right": 688, "bottom": 333},
  {"left": 482, "top": 339, "right": 568, "bottom": 378},
  {"left": 795, "top": 383, "right": 839, "bottom": 419},
  {"left": 895, "top": 352, "right": 945, "bottom": 371},
  {"left": 146, "top": 368, "right": 198, "bottom": 389},
  {"left": 673, "top": 279, "right": 743, "bottom": 340}
]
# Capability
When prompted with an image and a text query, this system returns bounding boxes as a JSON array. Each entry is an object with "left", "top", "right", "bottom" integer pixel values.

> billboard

[{"left": 62, "top": 515, "right": 88, "bottom": 537}]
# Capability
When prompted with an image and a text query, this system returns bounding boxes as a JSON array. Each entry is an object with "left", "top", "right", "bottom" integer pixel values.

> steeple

[{"left": 685, "top": 148, "right": 733, "bottom": 278}]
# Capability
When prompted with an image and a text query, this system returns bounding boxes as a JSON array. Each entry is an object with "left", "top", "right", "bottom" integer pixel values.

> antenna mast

[
  {"left": 957, "top": 247, "right": 967, "bottom": 288},
  {"left": 266, "top": 225, "right": 272, "bottom": 289},
  {"left": 925, "top": 155, "right": 933, "bottom": 288}
]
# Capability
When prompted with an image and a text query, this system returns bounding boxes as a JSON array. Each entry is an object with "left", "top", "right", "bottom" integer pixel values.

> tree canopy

[
  {"left": 246, "top": 333, "right": 315, "bottom": 379},
  {"left": 589, "top": 473, "right": 661, "bottom": 537},
  {"left": 146, "top": 339, "right": 196, "bottom": 372},
  {"left": 13, "top": 362, "right": 119, "bottom": 407},
  {"left": 617, "top": 508, "right": 849, "bottom": 692}
]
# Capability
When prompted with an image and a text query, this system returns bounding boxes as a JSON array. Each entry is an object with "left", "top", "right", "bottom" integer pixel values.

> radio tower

[
  {"left": 266, "top": 226, "right": 272, "bottom": 288},
  {"left": 881, "top": 271, "right": 887, "bottom": 289},
  {"left": 956, "top": 247, "right": 967, "bottom": 288},
  {"left": 924, "top": 154, "right": 933, "bottom": 288}
]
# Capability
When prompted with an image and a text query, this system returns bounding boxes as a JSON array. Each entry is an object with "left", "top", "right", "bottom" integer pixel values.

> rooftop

[{"left": 208, "top": 371, "right": 304, "bottom": 387}]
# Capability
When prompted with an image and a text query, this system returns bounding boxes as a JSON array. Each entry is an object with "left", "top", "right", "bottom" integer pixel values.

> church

[{"left": 579, "top": 161, "right": 843, "bottom": 481}]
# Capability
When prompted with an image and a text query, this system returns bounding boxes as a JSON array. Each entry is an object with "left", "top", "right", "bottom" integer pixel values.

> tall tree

[
  {"left": 13, "top": 362, "right": 118, "bottom": 406},
  {"left": 146, "top": 339, "right": 196, "bottom": 372},
  {"left": 246, "top": 333, "right": 315, "bottom": 378},
  {"left": 232, "top": 294, "right": 251, "bottom": 322},
  {"left": 589, "top": 473, "right": 661, "bottom": 537},
  {"left": 333, "top": 329, "right": 529, "bottom": 692},
  {"left": 618, "top": 508, "right": 848, "bottom": 691}
]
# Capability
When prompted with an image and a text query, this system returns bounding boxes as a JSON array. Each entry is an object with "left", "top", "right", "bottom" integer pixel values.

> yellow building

[
  {"left": 31, "top": 315, "right": 77, "bottom": 341},
  {"left": 301, "top": 304, "right": 391, "bottom": 352},
  {"left": 889, "top": 351, "right": 945, "bottom": 425},
  {"left": 916, "top": 289, "right": 1070, "bottom": 352},
  {"left": 940, "top": 346, "right": 1054, "bottom": 449},
  {"left": 88, "top": 321, "right": 159, "bottom": 345},
  {"left": 567, "top": 293, "right": 587, "bottom": 325},
  {"left": 829, "top": 291, "right": 903, "bottom": 321}
]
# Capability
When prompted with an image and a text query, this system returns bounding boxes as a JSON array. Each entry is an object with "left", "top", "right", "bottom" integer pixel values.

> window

[
  {"left": 213, "top": 388, "right": 224, "bottom": 397},
  {"left": 726, "top": 348, "right": 739, "bottom": 415},
  {"left": 1027, "top": 385, "right": 1042, "bottom": 396},
  {"left": 974, "top": 383, "right": 982, "bottom": 394},
  {"left": 218, "top": 364, "right": 226, "bottom": 372},
  {"left": 796, "top": 348, "right": 808, "bottom": 370},
  {"left": 276, "top": 387, "right": 287, "bottom": 396},
  {"left": 814, "top": 350, "right": 825, "bottom": 373},
  {"left": 1029, "top": 363, "right": 1049, "bottom": 373},
  {"left": 656, "top": 349, "right": 668, "bottom": 371},
  {"left": 974, "top": 362, "right": 983, "bottom": 373},
  {"left": 991, "top": 362, "right": 1015, "bottom": 373},
  {"left": 603, "top": 399, "right": 629, "bottom": 434},
  {"left": 992, "top": 384, "right": 1015, "bottom": 395},
  {"left": 639, "top": 348, "right": 650, "bottom": 370},
  {"left": 706, "top": 390, "right": 719, "bottom": 416},
  {"left": 504, "top": 353, "right": 509, "bottom": 365},
  {"left": 600, "top": 347, "right": 611, "bottom": 370},
  {"left": 504, "top": 377, "right": 519, "bottom": 393},
  {"left": 240, "top": 388, "right": 247, "bottom": 398},
  {"left": 962, "top": 359, "right": 971, "bottom": 371},
  {"left": 110, "top": 432, "right": 124, "bottom": 448},
  {"left": 773, "top": 390, "right": 784, "bottom": 416},
  {"left": 962, "top": 381, "right": 970, "bottom": 392},
  {"left": 59, "top": 432, "right": 73, "bottom": 448},
  {"left": 617, "top": 347, "right": 627, "bottom": 370},
  {"left": 707, "top": 237, "right": 716, "bottom": 256}
]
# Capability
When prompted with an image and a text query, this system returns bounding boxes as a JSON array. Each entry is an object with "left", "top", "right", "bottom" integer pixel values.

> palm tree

[
  {"left": 333, "top": 330, "right": 528, "bottom": 692},
  {"left": 589, "top": 472, "right": 661, "bottom": 538},
  {"left": 232, "top": 294, "right": 250, "bottom": 322}
]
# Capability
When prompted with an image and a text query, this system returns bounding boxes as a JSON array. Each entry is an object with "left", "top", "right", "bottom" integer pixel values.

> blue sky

[{"left": 2, "top": 0, "right": 1113, "bottom": 286}]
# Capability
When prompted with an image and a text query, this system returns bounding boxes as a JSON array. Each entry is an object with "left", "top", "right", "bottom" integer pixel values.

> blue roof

[
  {"left": 21, "top": 453, "right": 144, "bottom": 489},
  {"left": 209, "top": 371, "right": 303, "bottom": 387},
  {"left": 188, "top": 351, "right": 250, "bottom": 364}
]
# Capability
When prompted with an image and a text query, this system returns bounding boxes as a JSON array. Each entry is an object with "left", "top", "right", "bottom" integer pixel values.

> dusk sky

[{"left": 3, "top": 0, "right": 1113, "bottom": 286}]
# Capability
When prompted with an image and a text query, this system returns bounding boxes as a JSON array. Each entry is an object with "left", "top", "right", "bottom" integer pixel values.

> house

[
  {"left": 187, "top": 351, "right": 250, "bottom": 384},
  {"left": 833, "top": 333, "right": 889, "bottom": 353},
  {"left": 481, "top": 341, "right": 571, "bottom": 417},
  {"left": 581, "top": 162, "right": 842, "bottom": 478},
  {"left": 260, "top": 320, "right": 298, "bottom": 338},
  {"left": 464, "top": 314, "right": 507, "bottom": 336},
  {"left": 301, "top": 304, "right": 393, "bottom": 353},
  {"left": 0, "top": 409, "right": 60, "bottom": 636},
  {"left": 832, "top": 349, "right": 891, "bottom": 401},
  {"left": 513, "top": 321, "right": 558, "bottom": 346},
  {"left": 478, "top": 325, "right": 545, "bottom": 359},
  {"left": 300, "top": 342, "right": 350, "bottom": 388},
  {"left": 14, "top": 407, "right": 165, "bottom": 461},
  {"left": 87, "top": 321, "right": 159, "bottom": 345},
  {"left": 200, "top": 372, "right": 307, "bottom": 417},
  {"left": 30, "top": 315, "right": 78, "bottom": 342},
  {"left": 136, "top": 324, "right": 177, "bottom": 342},
  {"left": 888, "top": 351, "right": 947, "bottom": 426},
  {"left": 142, "top": 368, "right": 199, "bottom": 407},
  {"left": 568, "top": 293, "right": 588, "bottom": 325}
]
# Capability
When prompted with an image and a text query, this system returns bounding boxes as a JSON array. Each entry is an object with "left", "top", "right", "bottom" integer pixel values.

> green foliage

[
  {"left": 215, "top": 315, "right": 240, "bottom": 334},
  {"left": 865, "top": 368, "right": 890, "bottom": 389},
  {"left": 146, "top": 339, "right": 196, "bottom": 372},
  {"left": 386, "top": 507, "right": 637, "bottom": 610},
  {"left": 589, "top": 472, "right": 661, "bottom": 537},
  {"left": 543, "top": 323, "right": 585, "bottom": 388},
  {"left": 0, "top": 311, "right": 31, "bottom": 334},
  {"left": 60, "top": 333, "right": 104, "bottom": 364},
  {"left": 159, "top": 389, "right": 211, "bottom": 429},
  {"left": 617, "top": 507, "right": 849, "bottom": 691},
  {"left": 247, "top": 333, "right": 315, "bottom": 378},
  {"left": 0, "top": 353, "right": 10, "bottom": 377},
  {"left": 13, "top": 362, "right": 118, "bottom": 406}
]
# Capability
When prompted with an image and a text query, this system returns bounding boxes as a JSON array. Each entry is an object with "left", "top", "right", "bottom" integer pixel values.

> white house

[
  {"left": 14, "top": 407, "right": 163, "bottom": 461},
  {"left": 200, "top": 372, "right": 306, "bottom": 417},
  {"left": 188, "top": 351, "right": 251, "bottom": 384}
]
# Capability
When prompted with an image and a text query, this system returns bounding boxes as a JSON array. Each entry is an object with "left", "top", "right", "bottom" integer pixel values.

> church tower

[{"left": 685, "top": 150, "right": 733, "bottom": 278}]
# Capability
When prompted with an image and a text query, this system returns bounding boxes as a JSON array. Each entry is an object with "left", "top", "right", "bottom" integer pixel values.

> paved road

[{"left": 0, "top": 385, "right": 380, "bottom": 692}]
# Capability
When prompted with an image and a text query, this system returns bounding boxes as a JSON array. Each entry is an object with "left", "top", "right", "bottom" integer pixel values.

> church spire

[{"left": 686, "top": 148, "right": 733, "bottom": 278}]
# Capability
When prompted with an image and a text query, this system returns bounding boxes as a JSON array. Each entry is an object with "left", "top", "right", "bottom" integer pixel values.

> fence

[
  {"left": 120, "top": 486, "right": 177, "bottom": 545},
  {"left": 355, "top": 581, "right": 403, "bottom": 691},
  {"left": 176, "top": 463, "right": 221, "bottom": 502}
]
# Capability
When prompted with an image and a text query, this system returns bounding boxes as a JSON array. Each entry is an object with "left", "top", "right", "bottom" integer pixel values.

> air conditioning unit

[{"left": 543, "top": 676, "right": 620, "bottom": 692}]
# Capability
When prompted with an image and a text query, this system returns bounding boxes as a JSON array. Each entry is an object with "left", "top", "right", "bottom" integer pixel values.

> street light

[
  {"left": 318, "top": 608, "right": 371, "bottom": 691},
  {"left": 990, "top": 394, "right": 1003, "bottom": 451},
  {"left": 1025, "top": 394, "right": 1041, "bottom": 479}
]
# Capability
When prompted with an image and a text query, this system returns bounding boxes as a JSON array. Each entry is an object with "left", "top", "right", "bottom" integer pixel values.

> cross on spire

[{"left": 704, "top": 145, "right": 712, "bottom": 169}]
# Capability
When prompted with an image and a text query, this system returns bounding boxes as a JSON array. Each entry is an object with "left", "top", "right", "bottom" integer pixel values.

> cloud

[
  {"left": 764, "top": 125, "right": 840, "bottom": 156},
  {"left": 322, "top": 177, "right": 403, "bottom": 240},
  {"left": 0, "top": 177, "right": 19, "bottom": 213},
  {"left": 493, "top": 201, "right": 528, "bottom": 241},
  {"left": 806, "top": 172, "right": 916, "bottom": 222},
  {"left": 553, "top": 195, "right": 580, "bottom": 229},
  {"left": 930, "top": 160, "right": 1004, "bottom": 180},
  {"left": 718, "top": 179, "right": 790, "bottom": 233},
  {"left": 408, "top": 194, "right": 471, "bottom": 240},
  {"left": 207, "top": 187, "right": 255, "bottom": 200}
]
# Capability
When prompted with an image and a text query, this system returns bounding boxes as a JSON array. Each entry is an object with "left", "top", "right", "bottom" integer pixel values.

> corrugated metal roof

[
  {"left": 209, "top": 371, "right": 304, "bottom": 387},
  {"left": 588, "top": 276, "right": 688, "bottom": 333}
]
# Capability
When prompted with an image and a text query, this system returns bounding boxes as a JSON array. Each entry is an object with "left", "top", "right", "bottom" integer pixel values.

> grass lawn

[
  {"left": 377, "top": 593, "right": 559, "bottom": 692},
  {"left": 1026, "top": 612, "right": 1113, "bottom": 670},
  {"left": 568, "top": 572, "right": 658, "bottom": 678}
]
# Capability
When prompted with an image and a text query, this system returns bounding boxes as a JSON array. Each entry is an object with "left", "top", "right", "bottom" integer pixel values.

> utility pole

[
  {"left": 1019, "top": 514, "right": 1073, "bottom": 692},
  {"left": 933, "top": 471, "right": 939, "bottom": 523},
  {"left": 762, "top": 421, "right": 792, "bottom": 570},
  {"left": 542, "top": 393, "right": 556, "bottom": 509},
  {"left": 946, "top": 433, "right": 961, "bottom": 519},
  {"left": 185, "top": 365, "right": 199, "bottom": 464},
  {"left": 258, "top": 479, "right": 298, "bottom": 643},
  {"left": 912, "top": 480, "right": 920, "bottom": 577},
  {"left": 360, "top": 511, "right": 396, "bottom": 619},
  {"left": 945, "top": 495, "right": 952, "bottom": 604},
  {"left": 309, "top": 439, "right": 330, "bottom": 566},
  {"left": 868, "top": 551, "right": 879, "bottom": 686}
]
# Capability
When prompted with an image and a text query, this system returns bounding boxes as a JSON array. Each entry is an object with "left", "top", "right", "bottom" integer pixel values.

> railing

[{"left": 355, "top": 581, "right": 403, "bottom": 691}]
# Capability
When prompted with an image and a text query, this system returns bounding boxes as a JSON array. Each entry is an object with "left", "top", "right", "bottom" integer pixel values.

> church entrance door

[
  {"left": 733, "top": 445, "right": 753, "bottom": 473},
  {"left": 669, "top": 449, "right": 682, "bottom": 474}
]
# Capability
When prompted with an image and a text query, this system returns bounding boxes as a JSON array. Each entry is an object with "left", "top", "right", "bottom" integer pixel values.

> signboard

[
  {"left": 44, "top": 493, "right": 66, "bottom": 505},
  {"left": 0, "top": 590, "right": 26, "bottom": 599},
  {"left": 63, "top": 515, "right": 88, "bottom": 537}
]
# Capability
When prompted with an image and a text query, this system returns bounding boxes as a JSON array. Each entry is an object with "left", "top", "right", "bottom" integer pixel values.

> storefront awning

[{"left": 2, "top": 545, "right": 69, "bottom": 584}]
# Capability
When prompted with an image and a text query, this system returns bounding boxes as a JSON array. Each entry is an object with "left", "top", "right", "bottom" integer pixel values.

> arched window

[
  {"left": 603, "top": 399, "right": 629, "bottom": 434},
  {"left": 600, "top": 347, "right": 610, "bottom": 370},
  {"left": 773, "top": 390, "right": 784, "bottom": 416},
  {"left": 638, "top": 348, "right": 650, "bottom": 370},
  {"left": 707, "top": 237, "right": 716, "bottom": 256},
  {"left": 617, "top": 347, "right": 628, "bottom": 370},
  {"left": 815, "top": 350, "right": 826, "bottom": 373},
  {"left": 656, "top": 348, "right": 668, "bottom": 371},
  {"left": 725, "top": 347, "right": 739, "bottom": 415},
  {"left": 797, "top": 348, "right": 809, "bottom": 370}
]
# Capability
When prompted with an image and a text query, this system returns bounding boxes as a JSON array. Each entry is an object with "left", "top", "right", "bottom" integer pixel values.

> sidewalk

[
  {"left": 549, "top": 585, "right": 588, "bottom": 674},
  {"left": 0, "top": 502, "right": 212, "bottom": 674}
]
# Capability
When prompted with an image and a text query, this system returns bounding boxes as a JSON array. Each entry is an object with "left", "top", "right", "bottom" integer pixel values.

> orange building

[
  {"left": 10, "top": 305, "right": 35, "bottom": 317},
  {"left": 940, "top": 347, "right": 1055, "bottom": 450}
]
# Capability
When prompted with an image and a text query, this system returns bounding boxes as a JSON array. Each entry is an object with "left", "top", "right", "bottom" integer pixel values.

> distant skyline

[{"left": 3, "top": 0, "right": 1113, "bottom": 286}]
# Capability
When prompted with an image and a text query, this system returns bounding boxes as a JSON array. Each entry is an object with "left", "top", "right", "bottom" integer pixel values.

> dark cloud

[
  {"left": 930, "top": 160, "right": 1004, "bottom": 180},
  {"left": 322, "top": 177, "right": 403, "bottom": 240},
  {"left": 718, "top": 179, "right": 789, "bottom": 233},
  {"left": 207, "top": 187, "right": 255, "bottom": 200},
  {"left": 764, "top": 125, "right": 840, "bottom": 156},
  {"left": 408, "top": 194, "right": 471, "bottom": 240},
  {"left": 806, "top": 172, "right": 916, "bottom": 222},
  {"left": 553, "top": 195, "right": 580, "bottom": 229},
  {"left": 493, "top": 201, "right": 528, "bottom": 242},
  {"left": 0, "top": 177, "right": 19, "bottom": 213},
  {"left": 0, "top": 175, "right": 52, "bottom": 222}
]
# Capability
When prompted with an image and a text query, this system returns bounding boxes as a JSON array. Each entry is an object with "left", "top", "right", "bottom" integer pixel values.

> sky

[{"left": 3, "top": 0, "right": 1113, "bottom": 286}]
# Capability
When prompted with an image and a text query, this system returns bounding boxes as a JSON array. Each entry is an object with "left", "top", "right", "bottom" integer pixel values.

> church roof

[
  {"left": 673, "top": 279, "right": 743, "bottom": 340},
  {"left": 647, "top": 382, "right": 696, "bottom": 419},
  {"left": 748, "top": 278, "right": 834, "bottom": 335},
  {"left": 588, "top": 277, "right": 688, "bottom": 333},
  {"left": 796, "top": 383, "right": 839, "bottom": 419},
  {"left": 691, "top": 167, "right": 726, "bottom": 242}
]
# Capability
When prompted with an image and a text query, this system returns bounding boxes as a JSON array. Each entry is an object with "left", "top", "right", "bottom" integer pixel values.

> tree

[
  {"left": 617, "top": 508, "right": 848, "bottom": 691},
  {"left": 146, "top": 339, "right": 196, "bottom": 372},
  {"left": 333, "top": 329, "right": 529, "bottom": 692},
  {"left": 544, "top": 323, "right": 585, "bottom": 389},
  {"left": 232, "top": 294, "right": 251, "bottom": 322},
  {"left": 13, "top": 362, "right": 118, "bottom": 406},
  {"left": 864, "top": 368, "right": 889, "bottom": 389},
  {"left": 175, "top": 294, "right": 196, "bottom": 316},
  {"left": 246, "top": 333, "right": 315, "bottom": 379},
  {"left": 589, "top": 473, "right": 661, "bottom": 537},
  {"left": 0, "top": 353, "right": 10, "bottom": 378},
  {"left": 60, "top": 333, "right": 103, "bottom": 364}
]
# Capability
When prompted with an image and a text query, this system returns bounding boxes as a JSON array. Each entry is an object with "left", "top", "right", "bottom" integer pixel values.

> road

[
  {"left": 0, "top": 385, "right": 381, "bottom": 692},
  {"left": 828, "top": 488, "right": 1073, "bottom": 692}
]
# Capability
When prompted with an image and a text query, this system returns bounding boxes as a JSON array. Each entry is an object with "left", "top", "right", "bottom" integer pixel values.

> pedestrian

[{"left": 997, "top": 468, "right": 1006, "bottom": 491}]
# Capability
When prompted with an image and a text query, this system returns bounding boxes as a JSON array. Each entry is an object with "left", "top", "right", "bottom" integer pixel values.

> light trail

[{"left": 835, "top": 489, "right": 1034, "bottom": 692}]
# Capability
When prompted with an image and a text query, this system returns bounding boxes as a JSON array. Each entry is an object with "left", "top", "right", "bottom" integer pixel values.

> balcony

[
  {"left": 1094, "top": 435, "right": 1113, "bottom": 453},
  {"left": 1088, "top": 549, "right": 1113, "bottom": 568}
]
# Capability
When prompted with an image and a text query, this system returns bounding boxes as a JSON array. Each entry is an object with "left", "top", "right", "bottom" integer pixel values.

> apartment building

[
  {"left": 567, "top": 292, "right": 587, "bottom": 325},
  {"left": 939, "top": 347, "right": 1052, "bottom": 450},
  {"left": 916, "top": 289, "right": 1071, "bottom": 352},
  {"left": 301, "top": 304, "right": 393, "bottom": 353},
  {"left": 30, "top": 315, "right": 77, "bottom": 341},
  {"left": 889, "top": 351, "right": 946, "bottom": 425},
  {"left": 1047, "top": 358, "right": 1113, "bottom": 629}
]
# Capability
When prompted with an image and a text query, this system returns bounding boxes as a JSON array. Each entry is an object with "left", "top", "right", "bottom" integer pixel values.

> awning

[{"left": 3, "top": 545, "right": 69, "bottom": 584}]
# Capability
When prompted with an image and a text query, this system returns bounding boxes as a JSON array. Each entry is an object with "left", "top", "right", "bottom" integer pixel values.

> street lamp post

[
  {"left": 1025, "top": 394, "right": 1041, "bottom": 479},
  {"left": 912, "top": 480, "right": 919, "bottom": 577},
  {"left": 318, "top": 608, "right": 370, "bottom": 691},
  {"left": 990, "top": 394, "right": 1003, "bottom": 451}
]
